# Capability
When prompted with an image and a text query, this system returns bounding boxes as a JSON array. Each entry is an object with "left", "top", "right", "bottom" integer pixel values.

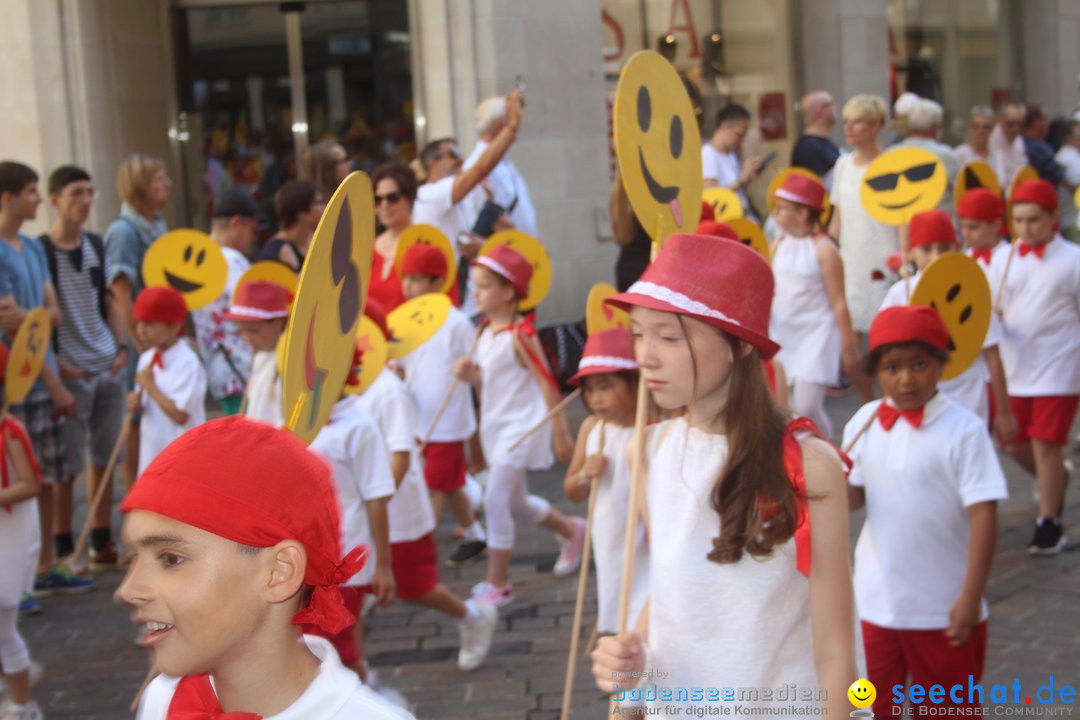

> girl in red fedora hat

[
  {"left": 770, "top": 172, "right": 858, "bottom": 437},
  {"left": 453, "top": 245, "right": 584, "bottom": 608},
  {"left": 589, "top": 234, "right": 857, "bottom": 716},
  {"left": 562, "top": 328, "right": 647, "bottom": 636},
  {"left": 223, "top": 280, "right": 291, "bottom": 426}
]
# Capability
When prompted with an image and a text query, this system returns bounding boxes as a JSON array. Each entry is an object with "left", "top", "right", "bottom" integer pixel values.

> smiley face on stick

[{"left": 860, "top": 148, "right": 946, "bottom": 226}]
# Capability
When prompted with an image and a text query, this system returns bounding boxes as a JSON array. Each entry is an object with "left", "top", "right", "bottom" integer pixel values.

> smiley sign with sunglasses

[{"left": 860, "top": 147, "right": 946, "bottom": 226}]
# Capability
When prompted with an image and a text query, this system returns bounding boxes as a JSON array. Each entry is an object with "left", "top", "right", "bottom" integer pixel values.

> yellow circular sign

[
  {"left": 1075, "top": 185, "right": 1080, "bottom": 213},
  {"left": 954, "top": 161, "right": 1002, "bottom": 210},
  {"left": 702, "top": 187, "right": 744, "bottom": 222},
  {"left": 393, "top": 224, "right": 457, "bottom": 295},
  {"left": 344, "top": 316, "right": 387, "bottom": 396},
  {"left": 910, "top": 253, "right": 991, "bottom": 381},
  {"left": 860, "top": 147, "right": 946, "bottom": 226},
  {"left": 767, "top": 167, "right": 833, "bottom": 227},
  {"left": 725, "top": 217, "right": 770, "bottom": 262},
  {"left": 236, "top": 261, "right": 299, "bottom": 308},
  {"left": 4, "top": 308, "right": 51, "bottom": 405},
  {"left": 1006, "top": 165, "right": 1040, "bottom": 232},
  {"left": 614, "top": 50, "right": 703, "bottom": 244},
  {"left": 386, "top": 293, "right": 451, "bottom": 360},
  {"left": 478, "top": 230, "right": 552, "bottom": 312},
  {"left": 282, "top": 171, "right": 374, "bottom": 444},
  {"left": 585, "top": 282, "right": 630, "bottom": 335},
  {"left": 142, "top": 229, "right": 228, "bottom": 310}
]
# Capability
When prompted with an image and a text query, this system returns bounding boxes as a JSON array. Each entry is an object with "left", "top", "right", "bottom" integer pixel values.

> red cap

[
  {"left": 401, "top": 243, "right": 448, "bottom": 280},
  {"left": 700, "top": 200, "right": 715, "bottom": 223},
  {"left": 568, "top": 328, "right": 638, "bottom": 386},
  {"left": 607, "top": 234, "right": 780, "bottom": 358},
  {"left": 121, "top": 416, "right": 367, "bottom": 635},
  {"left": 223, "top": 281, "right": 289, "bottom": 322},
  {"left": 908, "top": 209, "right": 957, "bottom": 249},
  {"left": 957, "top": 188, "right": 1004, "bottom": 222},
  {"left": 473, "top": 244, "right": 532, "bottom": 299},
  {"left": 364, "top": 298, "right": 390, "bottom": 340},
  {"left": 1010, "top": 179, "right": 1058, "bottom": 212},
  {"left": 774, "top": 173, "right": 826, "bottom": 213},
  {"left": 868, "top": 305, "right": 950, "bottom": 353},
  {"left": 695, "top": 220, "right": 740, "bottom": 242},
  {"left": 134, "top": 286, "right": 188, "bottom": 325}
]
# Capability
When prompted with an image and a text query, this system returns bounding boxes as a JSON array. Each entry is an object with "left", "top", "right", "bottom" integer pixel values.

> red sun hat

[
  {"left": 121, "top": 416, "right": 368, "bottom": 635},
  {"left": 568, "top": 327, "right": 638, "bottom": 386},
  {"left": 401, "top": 243, "right": 448, "bottom": 280},
  {"left": 472, "top": 244, "right": 532, "bottom": 299},
  {"left": 908, "top": 208, "right": 957, "bottom": 249},
  {"left": 957, "top": 188, "right": 1004, "bottom": 222},
  {"left": 606, "top": 234, "right": 780, "bottom": 358},
  {"left": 223, "top": 281, "right": 290, "bottom": 323},
  {"left": 1010, "top": 179, "right": 1058, "bottom": 212},
  {"left": 774, "top": 172, "right": 826, "bottom": 213},
  {"left": 134, "top": 286, "right": 188, "bottom": 325},
  {"left": 868, "top": 305, "right": 950, "bottom": 353},
  {"left": 695, "top": 220, "right": 739, "bottom": 242}
]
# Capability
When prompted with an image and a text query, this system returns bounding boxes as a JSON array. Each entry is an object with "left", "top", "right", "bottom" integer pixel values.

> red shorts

[
  {"left": 1008, "top": 395, "right": 1080, "bottom": 445},
  {"left": 423, "top": 441, "right": 467, "bottom": 492},
  {"left": 301, "top": 584, "right": 367, "bottom": 667},
  {"left": 862, "top": 620, "right": 988, "bottom": 717},
  {"left": 390, "top": 533, "right": 439, "bottom": 600}
]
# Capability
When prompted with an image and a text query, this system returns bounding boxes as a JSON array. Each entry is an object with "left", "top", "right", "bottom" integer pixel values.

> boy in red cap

[
  {"left": 118, "top": 416, "right": 413, "bottom": 719},
  {"left": 879, "top": 209, "right": 1015, "bottom": 440},
  {"left": 992, "top": 178, "right": 1080, "bottom": 554},
  {"left": 844, "top": 304, "right": 1007, "bottom": 718},
  {"left": 397, "top": 243, "right": 487, "bottom": 564},
  {"left": 125, "top": 286, "right": 207, "bottom": 478},
  {"left": 223, "top": 280, "right": 290, "bottom": 426},
  {"left": 957, "top": 188, "right": 1008, "bottom": 268}
]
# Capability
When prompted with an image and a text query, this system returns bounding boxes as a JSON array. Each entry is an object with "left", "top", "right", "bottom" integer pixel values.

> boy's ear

[{"left": 263, "top": 540, "right": 308, "bottom": 604}]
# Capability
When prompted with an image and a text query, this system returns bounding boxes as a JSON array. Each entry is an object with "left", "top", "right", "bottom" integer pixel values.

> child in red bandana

[
  {"left": 844, "top": 305, "right": 1007, "bottom": 718},
  {"left": 125, "top": 286, "right": 206, "bottom": 477},
  {"left": 119, "top": 416, "right": 414, "bottom": 719}
]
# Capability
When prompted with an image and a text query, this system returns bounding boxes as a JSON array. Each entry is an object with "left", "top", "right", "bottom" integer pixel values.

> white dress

[
  {"left": 770, "top": 233, "right": 842, "bottom": 385},
  {"left": 0, "top": 450, "right": 40, "bottom": 609},
  {"left": 475, "top": 326, "right": 552, "bottom": 470},
  {"left": 585, "top": 421, "right": 648, "bottom": 635},
  {"left": 645, "top": 418, "right": 818, "bottom": 715}
]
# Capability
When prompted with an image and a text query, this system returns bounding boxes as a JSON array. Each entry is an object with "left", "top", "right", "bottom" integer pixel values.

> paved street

[{"left": 18, "top": 393, "right": 1080, "bottom": 719}]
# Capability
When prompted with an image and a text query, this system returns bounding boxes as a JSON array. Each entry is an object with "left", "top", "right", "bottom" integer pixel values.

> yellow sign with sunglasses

[{"left": 859, "top": 148, "right": 946, "bottom": 226}]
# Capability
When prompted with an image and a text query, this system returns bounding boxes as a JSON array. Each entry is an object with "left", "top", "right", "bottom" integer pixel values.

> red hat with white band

[
  {"left": 568, "top": 328, "right": 638, "bottom": 386},
  {"left": 774, "top": 173, "right": 826, "bottom": 213},
  {"left": 472, "top": 244, "right": 532, "bottom": 299},
  {"left": 223, "top": 281, "right": 290, "bottom": 322},
  {"left": 606, "top": 234, "right": 780, "bottom": 358}
]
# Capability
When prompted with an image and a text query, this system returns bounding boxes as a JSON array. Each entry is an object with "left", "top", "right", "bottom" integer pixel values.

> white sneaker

[
  {"left": 0, "top": 700, "right": 44, "bottom": 720},
  {"left": 470, "top": 580, "right": 516, "bottom": 607},
  {"left": 457, "top": 600, "right": 497, "bottom": 671},
  {"left": 553, "top": 517, "right": 587, "bottom": 576}
]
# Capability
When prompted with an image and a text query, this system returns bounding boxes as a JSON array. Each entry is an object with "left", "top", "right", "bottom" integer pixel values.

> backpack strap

[{"left": 85, "top": 232, "right": 109, "bottom": 320}]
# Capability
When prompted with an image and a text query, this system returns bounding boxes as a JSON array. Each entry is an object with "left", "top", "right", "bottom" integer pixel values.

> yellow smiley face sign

[
  {"left": 393, "top": 224, "right": 457, "bottom": 295},
  {"left": 386, "top": 293, "right": 451, "bottom": 360},
  {"left": 767, "top": 167, "right": 834, "bottom": 227},
  {"left": 282, "top": 171, "right": 374, "bottom": 444},
  {"left": 4, "top": 308, "right": 51, "bottom": 405},
  {"left": 478, "top": 230, "right": 552, "bottom": 312},
  {"left": 585, "top": 282, "right": 630, "bottom": 335},
  {"left": 344, "top": 316, "right": 387, "bottom": 396},
  {"left": 724, "top": 217, "right": 770, "bottom": 262},
  {"left": 614, "top": 50, "right": 703, "bottom": 244},
  {"left": 142, "top": 229, "right": 228, "bottom": 310},
  {"left": 236, "top": 261, "right": 299, "bottom": 309},
  {"left": 860, "top": 147, "right": 946, "bottom": 226},
  {"left": 702, "top": 187, "right": 744, "bottom": 222},
  {"left": 954, "top": 161, "right": 1002, "bottom": 210},
  {"left": 847, "top": 679, "right": 876, "bottom": 710},
  {"left": 910, "top": 253, "right": 991, "bottom": 381}
]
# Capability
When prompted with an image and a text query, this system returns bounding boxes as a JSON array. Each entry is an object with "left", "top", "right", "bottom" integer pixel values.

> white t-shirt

[
  {"left": 309, "top": 395, "right": 395, "bottom": 587},
  {"left": 136, "top": 341, "right": 208, "bottom": 477},
  {"left": 463, "top": 140, "right": 538, "bottom": 236},
  {"left": 701, "top": 142, "right": 748, "bottom": 210},
  {"left": 0, "top": 448, "right": 39, "bottom": 607},
  {"left": 136, "top": 635, "right": 415, "bottom": 719},
  {"left": 192, "top": 246, "right": 252, "bottom": 400},
  {"left": 399, "top": 306, "right": 477, "bottom": 442},
  {"left": 411, "top": 176, "right": 485, "bottom": 258},
  {"left": 844, "top": 394, "right": 1008, "bottom": 629},
  {"left": 244, "top": 349, "right": 283, "bottom": 427},
  {"left": 355, "top": 369, "right": 437, "bottom": 544},
  {"left": 990, "top": 236, "right": 1080, "bottom": 396},
  {"left": 953, "top": 143, "right": 992, "bottom": 173}
]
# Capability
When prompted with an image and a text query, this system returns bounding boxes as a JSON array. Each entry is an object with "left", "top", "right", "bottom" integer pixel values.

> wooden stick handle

[
  {"left": 420, "top": 331, "right": 483, "bottom": 452},
  {"left": 507, "top": 388, "right": 581, "bottom": 453},
  {"left": 993, "top": 240, "right": 1016, "bottom": 313},
  {"left": 71, "top": 415, "right": 134, "bottom": 562},
  {"left": 900, "top": 223, "right": 911, "bottom": 298},
  {"left": 842, "top": 408, "right": 877, "bottom": 456}
]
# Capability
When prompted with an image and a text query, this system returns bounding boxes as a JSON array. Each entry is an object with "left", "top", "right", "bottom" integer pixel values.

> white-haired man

[
  {"left": 898, "top": 97, "right": 959, "bottom": 212},
  {"left": 463, "top": 95, "right": 537, "bottom": 237}
]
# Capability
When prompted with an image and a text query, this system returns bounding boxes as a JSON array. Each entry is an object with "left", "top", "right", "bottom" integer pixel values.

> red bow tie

[
  {"left": 877, "top": 403, "right": 924, "bottom": 431},
  {"left": 151, "top": 350, "right": 165, "bottom": 369},
  {"left": 1017, "top": 242, "right": 1046, "bottom": 259},
  {"left": 167, "top": 674, "right": 262, "bottom": 720},
  {"left": 970, "top": 247, "right": 993, "bottom": 265}
]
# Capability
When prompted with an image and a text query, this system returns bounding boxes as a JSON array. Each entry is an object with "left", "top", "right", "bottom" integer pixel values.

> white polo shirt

[
  {"left": 411, "top": 176, "right": 485, "bottom": 258},
  {"left": 844, "top": 394, "right": 1008, "bottom": 629},
  {"left": 136, "top": 341, "right": 208, "bottom": 477},
  {"left": 990, "top": 236, "right": 1080, "bottom": 396}
]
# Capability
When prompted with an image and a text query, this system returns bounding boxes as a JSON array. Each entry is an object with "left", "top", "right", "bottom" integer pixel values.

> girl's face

[
  {"left": 471, "top": 266, "right": 515, "bottom": 315},
  {"left": 959, "top": 218, "right": 1000, "bottom": 250},
  {"left": 374, "top": 177, "right": 411, "bottom": 230},
  {"left": 773, "top": 198, "right": 812, "bottom": 236},
  {"left": 630, "top": 306, "right": 736, "bottom": 421},
  {"left": 582, "top": 374, "right": 636, "bottom": 425},
  {"left": 237, "top": 319, "right": 284, "bottom": 353}
]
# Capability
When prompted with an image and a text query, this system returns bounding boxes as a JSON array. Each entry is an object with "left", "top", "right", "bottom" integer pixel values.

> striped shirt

[{"left": 54, "top": 236, "right": 116, "bottom": 374}]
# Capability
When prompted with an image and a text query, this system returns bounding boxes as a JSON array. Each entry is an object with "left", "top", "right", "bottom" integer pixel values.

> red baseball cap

[
  {"left": 473, "top": 244, "right": 532, "bottom": 299},
  {"left": 223, "top": 281, "right": 289, "bottom": 323},
  {"left": 868, "top": 305, "right": 950, "bottom": 353},
  {"left": 134, "top": 286, "right": 188, "bottom": 325},
  {"left": 1010, "top": 179, "right": 1058, "bottom": 212},
  {"left": 695, "top": 220, "right": 739, "bottom": 242},
  {"left": 401, "top": 243, "right": 448, "bottom": 280},
  {"left": 774, "top": 173, "right": 826, "bottom": 213},
  {"left": 908, "top": 209, "right": 957, "bottom": 249},
  {"left": 568, "top": 328, "right": 638, "bottom": 386},
  {"left": 957, "top": 188, "right": 1004, "bottom": 222}
]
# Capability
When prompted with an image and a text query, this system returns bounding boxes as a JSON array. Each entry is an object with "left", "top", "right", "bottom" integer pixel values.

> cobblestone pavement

[{"left": 16, "top": 393, "right": 1080, "bottom": 718}]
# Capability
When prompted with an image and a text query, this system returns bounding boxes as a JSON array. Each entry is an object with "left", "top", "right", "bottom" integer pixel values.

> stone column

[{"left": 1018, "top": 0, "right": 1080, "bottom": 115}]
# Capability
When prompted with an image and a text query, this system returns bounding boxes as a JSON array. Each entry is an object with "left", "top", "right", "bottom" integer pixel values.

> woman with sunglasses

[{"left": 368, "top": 162, "right": 419, "bottom": 311}]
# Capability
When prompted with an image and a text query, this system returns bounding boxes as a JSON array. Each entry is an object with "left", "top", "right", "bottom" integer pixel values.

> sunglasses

[
  {"left": 864, "top": 162, "right": 937, "bottom": 192},
  {"left": 434, "top": 147, "right": 461, "bottom": 161},
  {"left": 374, "top": 192, "right": 404, "bottom": 206}
]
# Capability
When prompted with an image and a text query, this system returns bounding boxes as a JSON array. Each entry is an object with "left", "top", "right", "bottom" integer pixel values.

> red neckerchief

[
  {"left": 970, "top": 247, "right": 993, "bottom": 265},
  {"left": 167, "top": 674, "right": 262, "bottom": 719},
  {"left": 1, "top": 418, "right": 42, "bottom": 513},
  {"left": 151, "top": 350, "right": 165, "bottom": 369},
  {"left": 494, "top": 315, "right": 561, "bottom": 395},
  {"left": 877, "top": 403, "right": 925, "bottom": 430},
  {"left": 1017, "top": 242, "right": 1046, "bottom": 259}
]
